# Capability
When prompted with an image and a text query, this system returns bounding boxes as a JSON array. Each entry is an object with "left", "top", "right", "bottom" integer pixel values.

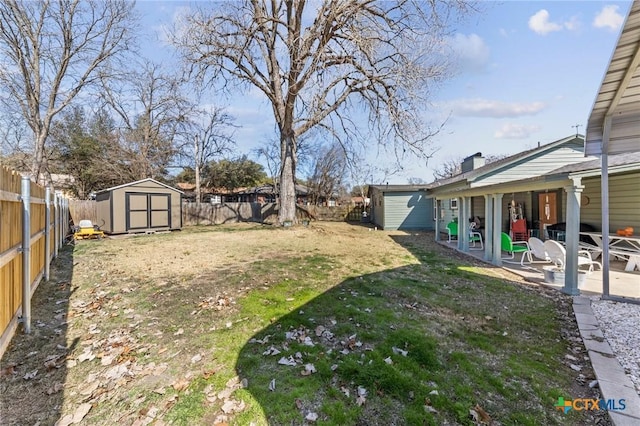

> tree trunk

[
  {"left": 194, "top": 135, "right": 201, "bottom": 209},
  {"left": 31, "top": 132, "right": 47, "bottom": 184},
  {"left": 278, "top": 135, "right": 297, "bottom": 224}
]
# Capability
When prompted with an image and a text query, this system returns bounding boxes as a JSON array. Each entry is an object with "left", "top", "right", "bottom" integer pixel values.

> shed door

[{"left": 126, "top": 192, "right": 171, "bottom": 231}]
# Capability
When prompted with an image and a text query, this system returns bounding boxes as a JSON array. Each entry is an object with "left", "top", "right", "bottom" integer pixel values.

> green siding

[
  {"left": 383, "top": 192, "right": 434, "bottom": 230},
  {"left": 581, "top": 172, "right": 640, "bottom": 231}
]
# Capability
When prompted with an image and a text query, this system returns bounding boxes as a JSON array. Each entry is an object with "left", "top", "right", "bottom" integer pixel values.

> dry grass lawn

[{"left": 0, "top": 222, "right": 608, "bottom": 425}]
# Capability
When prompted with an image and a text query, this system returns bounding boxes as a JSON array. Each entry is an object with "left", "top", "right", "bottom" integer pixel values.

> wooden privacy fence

[
  {"left": 0, "top": 166, "right": 69, "bottom": 358},
  {"left": 182, "top": 202, "right": 365, "bottom": 225}
]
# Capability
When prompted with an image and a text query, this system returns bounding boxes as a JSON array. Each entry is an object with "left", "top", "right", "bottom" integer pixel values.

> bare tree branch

[
  {"left": 0, "top": 0, "right": 137, "bottom": 182},
  {"left": 174, "top": 0, "right": 477, "bottom": 223}
]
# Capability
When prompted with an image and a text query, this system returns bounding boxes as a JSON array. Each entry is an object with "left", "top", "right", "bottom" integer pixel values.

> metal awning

[{"left": 585, "top": 0, "right": 640, "bottom": 156}]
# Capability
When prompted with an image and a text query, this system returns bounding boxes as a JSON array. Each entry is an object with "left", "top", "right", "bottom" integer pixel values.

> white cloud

[
  {"left": 494, "top": 123, "right": 542, "bottom": 139},
  {"left": 528, "top": 10, "right": 580, "bottom": 35},
  {"left": 450, "top": 99, "right": 547, "bottom": 118},
  {"left": 593, "top": 5, "right": 624, "bottom": 32},
  {"left": 529, "top": 10, "right": 563, "bottom": 35},
  {"left": 446, "top": 33, "right": 490, "bottom": 73}
]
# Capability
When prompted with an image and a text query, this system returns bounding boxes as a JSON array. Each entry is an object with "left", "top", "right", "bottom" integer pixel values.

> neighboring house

[
  {"left": 235, "top": 185, "right": 277, "bottom": 203},
  {"left": 368, "top": 184, "right": 434, "bottom": 230}
]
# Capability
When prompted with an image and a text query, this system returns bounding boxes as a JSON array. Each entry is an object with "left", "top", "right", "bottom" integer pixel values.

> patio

[{"left": 440, "top": 240, "right": 640, "bottom": 300}]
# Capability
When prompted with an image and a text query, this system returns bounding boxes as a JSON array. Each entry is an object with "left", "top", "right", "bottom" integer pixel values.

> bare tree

[
  {"left": 174, "top": 0, "right": 476, "bottom": 224},
  {"left": 100, "top": 60, "right": 191, "bottom": 182},
  {"left": 432, "top": 154, "right": 508, "bottom": 180},
  {"left": 254, "top": 139, "right": 281, "bottom": 189},
  {"left": 188, "top": 107, "right": 236, "bottom": 206},
  {"left": 307, "top": 143, "right": 346, "bottom": 206},
  {"left": 0, "top": 0, "right": 136, "bottom": 182}
]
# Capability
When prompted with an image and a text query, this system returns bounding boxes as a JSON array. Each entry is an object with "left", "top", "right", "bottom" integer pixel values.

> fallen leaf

[
  {"left": 262, "top": 346, "right": 281, "bottom": 356},
  {"left": 392, "top": 346, "right": 408, "bottom": 357},
  {"left": 1, "top": 365, "right": 16, "bottom": 377},
  {"left": 470, "top": 404, "right": 492, "bottom": 424},
  {"left": 356, "top": 395, "right": 366, "bottom": 406},
  {"left": 203, "top": 369, "right": 217, "bottom": 379},
  {"left": 384, "top": 356, "right": 393, "bottom": 365},
  {"left": 23, "top": 369, "right": 38, "bottom": 380},
  {"left": 172, "top": 378, "right": 190, "bottom": 391},
  {"left": 71, "top": 403, "right": 92, "bottom": 423},
  {"left": 191, "top": 354, "right": 202, "bottom": 364},
  {"left": 278, "top": 356, "right": 297, "bottom": 366},
  {"left": 174, "top": 328, "right": 184, "bottom": 336},
  {"left": 46, "top": 382, "right": 64, "bottom": 395},
  {"left": 305, "top": 412, "right": 319, "bottom": 422}
]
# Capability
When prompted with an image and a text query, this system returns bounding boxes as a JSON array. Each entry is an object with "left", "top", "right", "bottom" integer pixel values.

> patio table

[{"left": 580, "top": 232, "right": 640, "bottom": 272}]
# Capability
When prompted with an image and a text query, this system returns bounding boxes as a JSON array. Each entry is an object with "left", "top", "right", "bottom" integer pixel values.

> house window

[
  {"left": 433, "top": 204, "right": 438, "bottom": 221},
  {"left": 210, "top": 195, "right": 222, "bottom": 204},
  {"left": 450, "top": 198, "right": 458, "bottom": 209}
]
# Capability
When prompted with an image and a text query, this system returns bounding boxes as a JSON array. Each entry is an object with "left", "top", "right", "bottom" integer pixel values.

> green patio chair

[
  {"left": 501, "top": 232, "right": 530, "bottom": 263},
  {"left": 446, "top": 221, "right": 458, "bottom": 242}
]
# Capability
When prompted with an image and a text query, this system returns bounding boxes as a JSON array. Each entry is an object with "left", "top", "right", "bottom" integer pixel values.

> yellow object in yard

[{"left": 73, "top": 219, "right": 105, "bottom": 240}]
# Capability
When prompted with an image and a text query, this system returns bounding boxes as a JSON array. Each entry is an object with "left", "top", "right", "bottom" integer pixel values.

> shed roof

[
  {"left": 96, "top": 178, "right": 184, "bottom": 194},
  {"left": 585, "top": 0, "right": 640, "bottom": 155}
]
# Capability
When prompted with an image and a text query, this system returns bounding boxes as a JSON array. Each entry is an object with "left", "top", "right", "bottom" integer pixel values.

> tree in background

[
  {"left": 99, "top": 60, "right": 191, "bottom": 182},
  {"left": 205, "top": 156, "right": 267, "bottom": 192},
  {"left": 307, "top": 143, "right": 346, "bottom": 206},
  {"left": 174, "top": 1, "right": 476, "bottom": 224},
  {"left": 432, "top": 154, "right": 507, "bottom": 181},
  {"left": 185, "top": 107, "right": 236, "bottom": 206},
  {"left": 48, "top": 107, "right": 106, "bottom": 198},
  {"left": 0, "top": 0, "right": 136, "bottom": 183}
]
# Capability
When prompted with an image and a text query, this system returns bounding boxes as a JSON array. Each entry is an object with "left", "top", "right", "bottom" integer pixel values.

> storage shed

[
  {"left": 368, "top": 185, "right": 435, "bottom": 230},
  {"left": 96, "top": 178, "right": 183, "bottom": 234}
]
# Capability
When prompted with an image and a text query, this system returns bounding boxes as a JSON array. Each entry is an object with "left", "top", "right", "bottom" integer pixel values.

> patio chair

[
  {"left": 521, "top": 237, "right": 552, "bottom": 266},
  {"left": 446, "top": 221, "right": 458, "bottom": 243},
  {"left": 501, "top": 232, "right": 530, "bottom": 263},
  {"left": 543, "top": 239, "right": 602, "bottom": 273},
  {"left": 469, "top": 222, "right": 483, "bottom": 250}
]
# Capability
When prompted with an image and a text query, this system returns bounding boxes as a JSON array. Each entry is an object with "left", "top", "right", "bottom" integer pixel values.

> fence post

[
  {"left": 63, "top": 197, "right": 69, "bottom": 239},
  {"left": 53, "top": 192, "right": 59, "bottom": 258},
  {"left": 21, "top": 176, "right": 31, "bottom": 334},
  {"left": 44, "top": 186, "right": 51, "bottom": 281}
]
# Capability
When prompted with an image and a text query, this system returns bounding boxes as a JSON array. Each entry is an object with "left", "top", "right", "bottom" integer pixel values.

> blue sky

[{"left": 136, "top": 0, "right": 633, "bottom": 184}]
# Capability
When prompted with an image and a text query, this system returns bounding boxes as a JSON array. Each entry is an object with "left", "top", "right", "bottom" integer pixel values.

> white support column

[
  {"left": 563, "top": 179, "right": 584, "bottom": 295},
  {"left": 434, "top": 199, "right": 441, "bottom": 242},
  {"left": 456, "top": 196, "right": 463, "bottom": 250},
  {"left": 492, "top": 193, "right": 504, "bottom": 266},
  {"left": 459, "top": 196, "right": 470, "bottom": 251},
  {"left": 601, "top": 116, "right": 611, "bottom": 298},
  {"left": 484, "top": 194, "right": 493, "bottom": 261}
]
